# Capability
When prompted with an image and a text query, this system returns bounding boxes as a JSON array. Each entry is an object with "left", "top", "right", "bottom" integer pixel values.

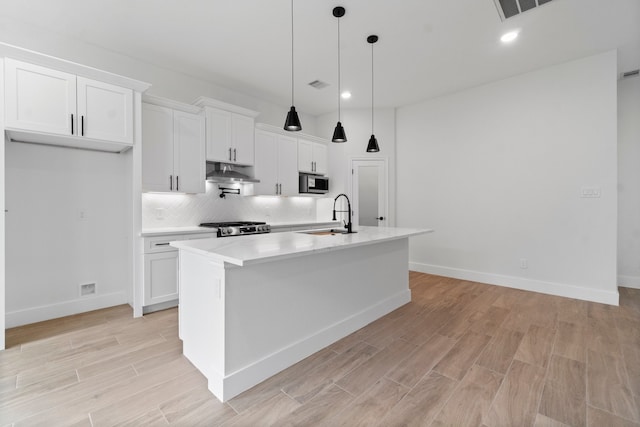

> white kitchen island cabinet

[{"left": 171, "top": 226, "right": 431, "bottom": 402}]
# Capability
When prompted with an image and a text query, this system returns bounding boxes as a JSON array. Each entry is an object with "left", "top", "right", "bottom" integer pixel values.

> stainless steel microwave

[{"left": 299, "top": 173, "right": 329, "bottom": 194}]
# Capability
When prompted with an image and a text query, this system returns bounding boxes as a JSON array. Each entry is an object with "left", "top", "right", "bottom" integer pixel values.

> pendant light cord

[
  {"left": 291, "top": 0, "right": 295, "bottom": 106},
  {"left": 371, "top": 41, "right": 374, "bottom": 134},
  {"left": 337, "top": 16, "right": 341, "bottom": 121}
]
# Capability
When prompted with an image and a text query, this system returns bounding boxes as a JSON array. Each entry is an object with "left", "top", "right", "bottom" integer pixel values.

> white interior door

[{"left": 351, "top": 159, "right": 388, "bottom": 228}]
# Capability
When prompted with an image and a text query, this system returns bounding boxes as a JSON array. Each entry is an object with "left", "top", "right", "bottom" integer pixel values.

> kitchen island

[{"left": 170, "top": 226, "right": 432, "bottom": 401}]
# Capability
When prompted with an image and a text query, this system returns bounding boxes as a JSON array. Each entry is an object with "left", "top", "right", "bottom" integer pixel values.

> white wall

[
  {"left": 316, "top": 108, "right": 397, "bottom": 225},
  {"left": 142, "top": 184, "right": 318, "bottom": 228},
  {"left": 396, "top": 51, "right": 619, "bottom": 305},
  {"left": 618, "top": 75, "right": 640, "bottom": 289},
  {"left": 5, "top": 142, "right": 131, "bottom": 326}
]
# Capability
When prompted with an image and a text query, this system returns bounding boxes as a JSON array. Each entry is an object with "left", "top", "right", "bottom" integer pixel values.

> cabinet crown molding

[
  {"left": 192, "top": 96, "right": 260, "bottom": 118},
  {"left": 255, "top": 123, "right": 329, "bottom": 145},
  {"left": 143, "top": 94, "right": 202, "bottom": 114},
  {"left": 0, "top": 42, "right": 151, "bottom": 93}
]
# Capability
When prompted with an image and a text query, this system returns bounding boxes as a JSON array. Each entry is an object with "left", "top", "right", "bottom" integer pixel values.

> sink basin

[{"left": 299, "top": 229, "right": 351, "bottom": 236}]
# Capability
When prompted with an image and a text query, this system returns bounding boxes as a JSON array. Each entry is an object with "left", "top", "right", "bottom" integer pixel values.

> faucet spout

[{"left": 332, "top": 193, "right": 354, "bottom": 233}]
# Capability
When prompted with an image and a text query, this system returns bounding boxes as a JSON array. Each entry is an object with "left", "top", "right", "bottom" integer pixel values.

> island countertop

[{"left": 170, "top": 226, "right": 432, "bottom": 266}]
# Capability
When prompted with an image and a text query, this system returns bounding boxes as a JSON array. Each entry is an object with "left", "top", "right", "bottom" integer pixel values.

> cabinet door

[
  {"left": 313, "top": 142, "right": 328, "bottom": 175},
  {"left": 278, "top": 135, "right": 299, "bottom": 196},
  {"left": 142, "top": 103, "right": 174, "bottom": 192},
  {"left": 77, "top": 76, "right": 133, "bottom": 144},
  {"left": 174, "top": 110, "right": 205, "bottom": 194},
  {"left": 298, "top": 139, "right": 313, "bottom": 173},
  {"left": 232, "top": 114, "right": 255, "bottom": 165},
  {"left": 205, "top": 107, "right": 232, "bottom": 162},
  {"left": 144, "top": 251, "right": 179, "bottom": 306},
  {"left": 4, "top": 59, "right": 76, "bottom": 136},
  {"left": 253, "top": 130, "right": 279, "bottom": 195}
]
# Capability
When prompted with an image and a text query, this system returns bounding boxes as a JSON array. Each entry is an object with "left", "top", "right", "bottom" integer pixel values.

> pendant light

[
  {"left": 366, "top": 35, "right": 380, "bottom": 152},
  {"left": 284, "top": 0, "right": 302, "bottom": 131},
  {"left": 331, "top": 6, "right": 347, "bottom": 142}
]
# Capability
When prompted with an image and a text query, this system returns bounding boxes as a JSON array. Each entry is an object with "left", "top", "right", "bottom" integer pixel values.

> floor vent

[
  {"left": 308, "top": 80, "right": 329, "bottom": 89},
  {"left": 622, "top": 69, "right": 640, "bottom": 79},
  {"left": 80, "top": 283, "right": 96, "bottom": 296},
  {"left": 493, "top": 0, "right": 555, "bottom": 20}
]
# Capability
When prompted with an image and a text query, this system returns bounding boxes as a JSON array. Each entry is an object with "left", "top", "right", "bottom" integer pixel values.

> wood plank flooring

[{"left": 1, "top": 273, "right": 639, "bottom": 426}]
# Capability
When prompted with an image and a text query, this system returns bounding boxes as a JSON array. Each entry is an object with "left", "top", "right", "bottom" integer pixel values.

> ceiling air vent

[
  {"left": 308, "top": 80, "right": 329, "bottom": 89},
  {"left": 622, "top": 69, "right": 640, "bottom": 79},
  {"left": 493, "top": 0, "right": 555, "bottom": 20}
]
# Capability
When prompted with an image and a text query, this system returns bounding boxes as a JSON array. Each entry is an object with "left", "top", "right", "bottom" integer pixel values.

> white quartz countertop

[
  {"left": 140, "top": 226, "right": 214, "bottom": 237},
  {"left": 170, "top": 226, "right": 433, "bottom": 266},
  {"left": 140, "top": 221, "right": 341, "bottom": 237}
]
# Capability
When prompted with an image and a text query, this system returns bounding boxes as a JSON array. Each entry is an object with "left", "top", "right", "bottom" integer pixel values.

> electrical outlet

[
  {"left": 520, "top": 258, "right": 528, "bottom": 269},
  {"left": 78, "top": 208, "right": 88, "bottom": 220},
  {"left": 80, "top": 283, "right": 96, "bottom": 296},
  {"left": 155, "top": 208, "right": 165, "bottom": 220}
]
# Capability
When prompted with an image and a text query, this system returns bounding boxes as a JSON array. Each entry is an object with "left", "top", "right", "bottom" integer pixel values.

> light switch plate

[{"left": 580, "top": 187, "right": 601, "bottom": 198}]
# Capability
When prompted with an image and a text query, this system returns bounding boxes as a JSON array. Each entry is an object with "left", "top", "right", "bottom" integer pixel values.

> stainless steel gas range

[{"left": 199, "top": 221, "right": 271, "bottom": 238}]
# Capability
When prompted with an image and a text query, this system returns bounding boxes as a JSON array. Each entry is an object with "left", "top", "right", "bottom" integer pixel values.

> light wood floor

[{"left": 1, "top": 273, "right": 639, "bottom": 426}]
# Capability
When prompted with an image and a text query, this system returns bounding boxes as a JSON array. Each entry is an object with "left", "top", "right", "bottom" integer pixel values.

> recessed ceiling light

[
  {"left": 500, "top": 31, "right": 519, "bottom": 43},
  {"left": 341, "top": 91, "right": 352, "bottom": 99}
]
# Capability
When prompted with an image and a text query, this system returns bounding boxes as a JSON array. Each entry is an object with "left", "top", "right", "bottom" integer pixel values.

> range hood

[{"left": 206, "top": 162, "right": 259, "bottom": 183}]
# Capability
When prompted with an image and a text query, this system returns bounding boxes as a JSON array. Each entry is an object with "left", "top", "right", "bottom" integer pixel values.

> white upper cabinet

[
  {"left": 298, "top": 138, "right": 327, "bottom": 175},
  {"left": 76, "top": 77, "right": 133, "bottom": 143},
  {"left": 142, "top": 97, "right": 205, "bottom": 194},
  {"left": 4, "top": 59, "right": 76, "bottom": 135},
  {"left": 173, "top": 110, "right": 206, "bottom": 193},
  {"left": 4, "top": 58, "right": 134, "bottom": 146},
  {"left": 254, "top": 130, "right": 298, "bottom": 196},
  {"left": 193, "top": 97, "right": 260, "bottom": 166},
  {"left": 231, "top": 113, "right": 255, "bottom": 165}
]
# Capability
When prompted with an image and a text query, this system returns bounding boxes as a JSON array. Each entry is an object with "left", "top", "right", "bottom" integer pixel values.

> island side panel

[
  {"left": 178, "top": 250, "right": 226, "bottom": 397},
  {"left": 221, "top": 237, "right": 410, "bottom": 400}
]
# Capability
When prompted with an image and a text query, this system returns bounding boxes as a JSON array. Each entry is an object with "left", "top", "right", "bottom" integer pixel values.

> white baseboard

[
  {"left": 6, "top": 292, "right": 128, "bottom": 328},
  {"left": 203, "top": 289, "right": 411, "bottom": 402},
  {"left": 409, "top": 262, "right": 619, "bottom": 306},
  {"left": 618, "top": 275, "right": 640, "bottom": 289}
]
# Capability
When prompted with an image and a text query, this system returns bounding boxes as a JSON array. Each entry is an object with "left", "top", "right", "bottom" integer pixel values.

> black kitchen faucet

[{"left": 332, "top": 193, "right": 355, "bottom": 233}]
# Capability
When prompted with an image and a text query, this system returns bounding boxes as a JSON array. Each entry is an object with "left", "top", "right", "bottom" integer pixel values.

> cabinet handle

[
  {"left": 176, "top": 176, "right": 179, "bottom": 192},
  {"left": 81, "top": 115, "right": 85, "bottom": 136},
  {"left": 155, "top": 243, "right": 171, "bottom": 246},
  {"left": 279, "top": 183, "right": 282, "bottom": 194},
  {"left": 376, "top": 216, "right": 385, "bottom": 220},
  {"left": 71, "top": 114, "right": 74, "bottom": 135},
  {"left": 233, "top": 148, "right": 237, "bottom": 162},
  {"left": 170, "top": 175, "right": 173, "bottom": 191},
  {"left": 275, "top": 183, "right": 279, "bottom": 195},
  {"left": 229, "top": 148, "right": 232, "bottom": 161}
]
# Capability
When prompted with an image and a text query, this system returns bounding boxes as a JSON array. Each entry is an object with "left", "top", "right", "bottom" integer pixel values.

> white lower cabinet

[
  {"left": 142, "top": 232, "right": 215, "bottom": 309},
  {"left": 144, "top": 251, "right": 179, "bottom": 306}
]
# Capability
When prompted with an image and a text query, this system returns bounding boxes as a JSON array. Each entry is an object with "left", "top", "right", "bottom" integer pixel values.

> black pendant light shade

[
  {"left": 332, "top": 6, "right": 347, "bottom": 142},
  {"left": 332, "top": 121, "right": 347, "bottom": 142},
  {"left": 284, "top": 106, "right": 301, "bottom": 131},
  {"left": 284, "top": 0, "right": 302, "bottom": 131},
  {"left": 366, "top": 134, "right": 379, "bottom": 152},
  {"left": 366, "top": 34, "right": 380, "bottom": 152}
]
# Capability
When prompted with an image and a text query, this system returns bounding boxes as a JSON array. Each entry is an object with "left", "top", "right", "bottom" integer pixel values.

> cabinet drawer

[
  {"left": 144, "top": 232, "right": 216, "bottom": 253},
  {"left": 144, "top": 235, "right": 183, "bottom": 253}
]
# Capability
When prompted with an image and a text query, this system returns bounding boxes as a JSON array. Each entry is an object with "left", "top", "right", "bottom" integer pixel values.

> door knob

[{"left": 376, "top": 216, "right": 385, "bottom": 220}]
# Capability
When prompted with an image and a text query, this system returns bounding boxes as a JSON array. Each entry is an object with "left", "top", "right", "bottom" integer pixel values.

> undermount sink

[{"left": 299, "top": 229, "right": 350, "bottom": 236}]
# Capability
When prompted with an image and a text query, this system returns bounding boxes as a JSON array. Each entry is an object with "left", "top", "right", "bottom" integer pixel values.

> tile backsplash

[{"left": 142, "top": 182, "right": 321, "bottom": 228}]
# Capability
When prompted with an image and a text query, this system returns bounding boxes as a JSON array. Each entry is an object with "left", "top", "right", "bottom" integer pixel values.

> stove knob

[{"left": 220, "top": 228, "right": 227, "bottom": 235}]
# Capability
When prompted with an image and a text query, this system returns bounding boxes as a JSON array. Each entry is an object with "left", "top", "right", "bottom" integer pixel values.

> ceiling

[{"left": 1, "top": 0, "right": 639, "bottom": 116}]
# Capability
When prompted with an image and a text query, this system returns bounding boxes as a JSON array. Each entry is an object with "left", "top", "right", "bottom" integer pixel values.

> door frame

[{"left": 348, "top": 157, "right": 390, "bottom": 229}]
